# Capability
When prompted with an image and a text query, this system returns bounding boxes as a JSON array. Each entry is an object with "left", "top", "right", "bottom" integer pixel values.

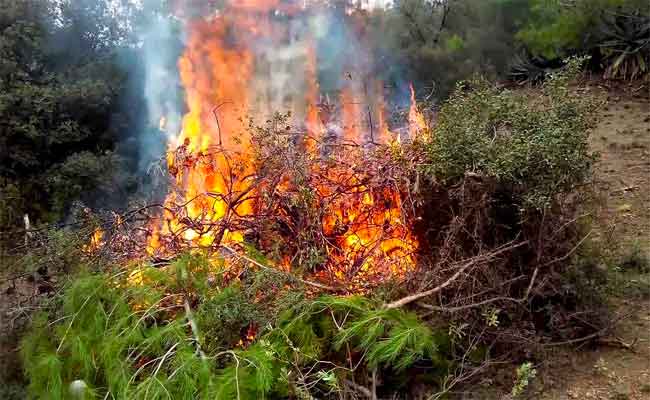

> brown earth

[
  {"left": 531, "top": 82, "right": 650, "bottom": 400},
  {"left": 517, "top": 81, "right": 650, "bottom": 400}
]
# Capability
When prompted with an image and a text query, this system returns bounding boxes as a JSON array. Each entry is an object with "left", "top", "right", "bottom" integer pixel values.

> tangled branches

[{"left": 140, "top": 113, "right": 422, "bottom": 292}]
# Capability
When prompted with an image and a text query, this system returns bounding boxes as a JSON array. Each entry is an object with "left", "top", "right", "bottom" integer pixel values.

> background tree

[
  {"left": 0, "top": 0, "right": 176, "bottom": 239},
  {"left": 368, "top": 0, "right": 533, "bottom": 98}
]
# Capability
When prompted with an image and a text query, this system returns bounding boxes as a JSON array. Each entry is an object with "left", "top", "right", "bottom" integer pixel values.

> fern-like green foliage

[
  {"left": 21, "top": 267, "right": 221, "bottom": 400},
  {"left": 279, "top": 296, "right": 446, "bottom": 372},
  {"left": 22, "top": 254, "right": 452, "bottom": 399}
]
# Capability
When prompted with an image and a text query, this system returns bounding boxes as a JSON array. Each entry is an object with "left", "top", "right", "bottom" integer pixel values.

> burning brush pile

[
  {"left": 20, "top": 3, "right": 604, "bottom": 399},
  {"left": 119, "top": 0, "right": 428, "bottom": 292}
]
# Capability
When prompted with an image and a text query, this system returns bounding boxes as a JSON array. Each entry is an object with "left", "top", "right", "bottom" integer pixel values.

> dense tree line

[
  {"left": 0, "top": 0, "right": 134, "bottom": 234},
  {"left": 0, "top": 0, "right": 646, "bottom": 240},
  {"left": 0, "top": 0, "right": 178, "bottom": 239}
]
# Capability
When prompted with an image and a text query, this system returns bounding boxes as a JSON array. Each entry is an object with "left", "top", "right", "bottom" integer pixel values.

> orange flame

[
  {"left": 304, "top": 44, "right": 323, "bottom": 156},
  {"left": 408, "top": 83, "right": 426, "bottom": 138},
  {"left": 341, "top": 85, "right": 362, "bottom": 144},
  {"left": 84, "top": 228, "right": 105, "bottom": 253},
  {"left": 146, "top": 1, "right": 418, "bottom": 290}
]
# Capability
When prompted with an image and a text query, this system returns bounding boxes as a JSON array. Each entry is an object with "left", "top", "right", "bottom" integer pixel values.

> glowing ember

[{"left": 145, "top": 0, "right": 418, "bottom": 290}]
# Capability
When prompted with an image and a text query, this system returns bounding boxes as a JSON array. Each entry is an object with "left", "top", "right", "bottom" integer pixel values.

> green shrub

[
  {"left": 517, "top": 0, "right": 649, "bottom": 80},
  {"left": 511, "top": 361, "right": 537, "bottom": 397},
  {"left": 425, "top": 57, "right": 597, "bottom": 208},
  {"left": 619, "top": 240, "right": 650, "bottom": 273},
  {"left": 21, "top": 255, "right": 454, "bottom": 399}
]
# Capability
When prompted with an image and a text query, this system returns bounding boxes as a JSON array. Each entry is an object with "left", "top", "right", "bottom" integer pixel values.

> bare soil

[{"left": 528, "top": 81, "right": 650, "bottom": 400}]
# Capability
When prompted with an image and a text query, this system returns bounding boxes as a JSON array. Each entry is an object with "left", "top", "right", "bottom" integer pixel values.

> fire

[
  {"left": 146, "top": 0, "right": 419, "bottom": 290},
  {"left": 318, "top": 178, "right": 417, "bottom": 289},
  {"left": 375, "top": 80, "right": 393, "bottom": 143},
  {"left": 147, "top": 9, "right": 258, "bottom": 257},
  {"left": 83, "top": 228, "right": 104, "bottom": 253},
  {"left": 304, "top": 44, "right": 323, "bottom": 156},
  {"left": 408, "top": 83, "right": 427, "bottom": 138},
  {"left": 340, "top": 86, "right": 362, "bottom": 144}
]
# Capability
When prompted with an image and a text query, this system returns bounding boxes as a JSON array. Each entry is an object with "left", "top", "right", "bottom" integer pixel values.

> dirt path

[{"left": 533, "top": 82, "right": 650, "bottom": 400}]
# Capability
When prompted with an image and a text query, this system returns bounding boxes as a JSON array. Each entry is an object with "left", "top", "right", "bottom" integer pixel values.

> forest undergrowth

[{"left": 12, "top": 59, "right": 632, "bottom": 399}]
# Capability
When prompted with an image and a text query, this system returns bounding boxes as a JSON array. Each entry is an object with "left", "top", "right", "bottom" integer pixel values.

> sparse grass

[
  {"left": 619, "top": 241, "right": 650, "bottom": 273},
  {"left": 610, "top": 392, "right": 630, "bottom": 400},
  {"left": 603, "top": 241, "right": 650, "bottom": 298}
]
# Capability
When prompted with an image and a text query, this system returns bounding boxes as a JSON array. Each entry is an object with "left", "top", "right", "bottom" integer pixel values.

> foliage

[
  {"left": 619, "top": 240, "right": 650, "bottom": 273},
  {"left": 397, "top": 58, "right": 611, "bottom": 356},
  {"left": 511, "top": 361, "right": 537, "bottom": 397},
  {"left": 21, "top": 253, "right": 454, "bottom": 399},
  {"left": 365, "top": 0, "right": 648, "bottom": 94},
  {"left": 605, "top": 241, "right": 650, "bottom": 298},
  {"left": 367, "top": 0, "right": 533, "bottom": 98},
  {"left": 599, "top": 9, "right": 650, "bottom": 80},
  {"left": 424, "top": 57, "right": 597, "bottom": 208},
  {"left": 0, "top": 0, "right": 163, "bottom": 237},
  {"left": 517, "top": 0, "right": 649, "bottom": 79},
  {"left": 517, "top": 0, "right": 605, "bottom": 59},
  {"left": 508, "top": 51, "right": 564, "bottom": 83}
]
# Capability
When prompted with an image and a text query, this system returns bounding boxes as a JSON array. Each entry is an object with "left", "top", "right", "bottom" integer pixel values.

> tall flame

[
  {"left": 408, "top": 83, "right": 426, "bottom": 138},
  {"left": 147, "top": 0, "right": 418, "bottom": 289},
  {"left": 304, "top": 43, "right": 323, "bottom": 156}
]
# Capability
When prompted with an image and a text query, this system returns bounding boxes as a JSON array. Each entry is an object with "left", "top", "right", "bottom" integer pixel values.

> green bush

[
  {"left": 619, "top": 240, "right": 650, "bottom": 273},
  {"left": 517, "top": 0, "right": 649, "bottom": 80},
  {"left": 424, "top": 57, "right": 597, "bottom": 208},
  {"left": 21, "top": 254, "right": 453, "bottom": 399}
]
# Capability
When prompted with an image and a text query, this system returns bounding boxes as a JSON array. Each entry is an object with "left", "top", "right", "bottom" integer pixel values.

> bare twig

[
  {"left": 543, "top": 312, "right": 633, "bottom": 347},
  {"left": 220, "top": 245, "right": 338, "bottom": 292},
  {"left": 384, "top": 240, "right": 529, "bottom": 309}
]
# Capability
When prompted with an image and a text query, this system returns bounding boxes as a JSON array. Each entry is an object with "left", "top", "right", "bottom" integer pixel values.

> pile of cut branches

[{"left": 20, "top": 59, "right": 610, "bottom": 399}]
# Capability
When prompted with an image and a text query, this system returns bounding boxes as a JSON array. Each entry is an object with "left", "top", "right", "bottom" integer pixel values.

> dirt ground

[{"left": 528, "top": 81, "right": 650, "bottom": 400}]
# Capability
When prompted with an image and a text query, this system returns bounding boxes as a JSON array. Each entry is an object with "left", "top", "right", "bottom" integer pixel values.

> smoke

[
  {"left": 142, "top": 17, "right": 183, "bottom": 142},
  {"left": 136, "top": 0, "right": 410, "bottom": 152},
  {"left": 139, "top": 13, "right": 183, "bottom": 169}
]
